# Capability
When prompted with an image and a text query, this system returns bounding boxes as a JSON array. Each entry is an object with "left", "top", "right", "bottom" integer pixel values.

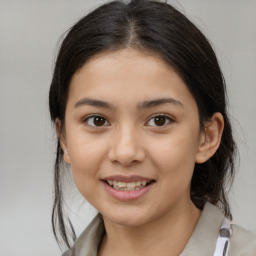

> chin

[{"left": 101, "top": 207, "right": 151, "bottom": 227}]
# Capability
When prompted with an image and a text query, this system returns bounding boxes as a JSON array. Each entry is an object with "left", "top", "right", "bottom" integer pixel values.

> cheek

[
  {"left": 149, "top": 131, "right": 199, "bottom": 178},
  {"left": 67, "top": 129, "right": 106, "bottom": 166},
  {"left": 66, "top": 133, "right": 108, "bottom": 190},
  {"left": 148, "top": 134, "right": 200, "bottom": 205}
]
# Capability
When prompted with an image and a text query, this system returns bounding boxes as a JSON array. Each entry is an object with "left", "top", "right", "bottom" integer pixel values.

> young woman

[{"left": 49, "top": 0, "right": 256, "bottom": 255}]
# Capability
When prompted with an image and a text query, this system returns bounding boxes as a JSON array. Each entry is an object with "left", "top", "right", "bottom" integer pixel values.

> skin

[{"left": 58, "top": 48, "right": 224, "bottom": 256}]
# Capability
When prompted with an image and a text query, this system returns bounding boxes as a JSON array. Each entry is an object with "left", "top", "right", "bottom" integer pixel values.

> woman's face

[{"left": 60, "top": 49, "right": 205, "bottom": 226}]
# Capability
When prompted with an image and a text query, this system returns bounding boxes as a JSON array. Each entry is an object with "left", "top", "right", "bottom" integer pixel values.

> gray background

[{"left": 0, "top": 0, "right": 255, "bottom": 255}]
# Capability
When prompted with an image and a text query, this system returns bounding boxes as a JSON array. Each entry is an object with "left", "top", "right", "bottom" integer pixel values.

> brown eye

[
  {"left": 85, "top": 115, "right": 109, "bottom": 127},
  {"left": 146, "top": 115, "right": 173, "bottom": 127},
  {"left": 93, "top": 116, "right": 105, "bottom": 126},
  {"left": 154, "top": 116, "right": 166, "bottom": 126}
]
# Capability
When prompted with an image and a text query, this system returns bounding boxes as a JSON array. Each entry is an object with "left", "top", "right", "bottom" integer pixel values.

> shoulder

[
  {"left": 181, "top": 202, "right": 256, "bottom": 256},
  {"left": 229, "top": 224, "right": 256, "bottom": 256}
]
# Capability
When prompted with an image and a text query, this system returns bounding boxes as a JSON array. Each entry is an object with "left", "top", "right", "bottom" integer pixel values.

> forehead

[
  {"left": 72, "top": 49, "right": 170, "bottom": 85},
  {"left": 67, "top": 48, "right": 197, "bottom": 112}
]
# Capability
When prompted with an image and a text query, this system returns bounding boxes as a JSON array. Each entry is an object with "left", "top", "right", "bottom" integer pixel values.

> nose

[{"left": 107, "top": 125, "right": 146, "bottom": 166}]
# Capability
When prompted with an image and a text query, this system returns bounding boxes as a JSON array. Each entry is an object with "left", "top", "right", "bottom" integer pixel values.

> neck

[{"left": 98, "top": 200, "right": 201, "bottom": 256}]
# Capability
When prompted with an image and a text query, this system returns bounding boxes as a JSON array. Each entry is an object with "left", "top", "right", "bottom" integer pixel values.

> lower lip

[{"left": 102, "top": 181, "right": 154, "bottom": 201}]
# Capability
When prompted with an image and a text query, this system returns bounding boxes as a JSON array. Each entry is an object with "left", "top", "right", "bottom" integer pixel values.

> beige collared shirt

[{"left": 63, "top": 202, "right": 256, "bottom": 256}]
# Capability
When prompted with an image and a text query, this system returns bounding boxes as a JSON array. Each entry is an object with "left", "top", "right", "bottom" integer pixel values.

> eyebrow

[
  {"left": 74, "top": 97, "right": 183, "bottom": 110},
  {"left": 138, "top": 97, "right": 183, "bottom": 110},
  {"left": 74, "top": 98, "right": 114, "bottom": 109}
]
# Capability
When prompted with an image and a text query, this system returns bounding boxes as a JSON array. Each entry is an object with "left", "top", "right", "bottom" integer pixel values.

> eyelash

[
  {"left": 82, "top": 114, "right": 174, "bottom": 128},
  {"left": 83, "top": 115, "right": 110, "bottom": 127},
  {"left": 145, "top": 114, "right": 174, "bottom": 127}
]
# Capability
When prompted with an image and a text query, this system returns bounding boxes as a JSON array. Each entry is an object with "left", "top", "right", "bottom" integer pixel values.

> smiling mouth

[{"left": 104, "top": 180, "right": 155, "bottom": 191}]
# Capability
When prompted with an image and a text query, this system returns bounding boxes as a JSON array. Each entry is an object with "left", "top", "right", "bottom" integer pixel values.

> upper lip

[{"left": 102, "top": 175, "right": 154, "bottom": 182}]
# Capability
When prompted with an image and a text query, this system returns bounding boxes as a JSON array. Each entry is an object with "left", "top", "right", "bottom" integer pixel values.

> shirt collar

[
  {"left": 74, "top": 212, "right": 105, "bottom": 256},
  {"left": 71, "top": 202, "right": 224, "bottom": 256},
  {"left": 181, "top": 202, "right": 224, "bottom": 256}
]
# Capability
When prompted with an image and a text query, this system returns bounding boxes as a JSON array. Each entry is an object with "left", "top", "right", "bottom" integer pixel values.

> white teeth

[
  {"left": 106, "top": 180, "right": 150, "bottom": 191},
  {"left": 136, "top": 181, "right": 141, "bottom": 186},
  {"left": 107, "top": 180, "right": 113, "bottom": 185},
  {"left": 117, "top": 182, "right": 126, "bottom": 188},
  {"left": 127, "top": 182, "right": 136, "bottom": 188}
]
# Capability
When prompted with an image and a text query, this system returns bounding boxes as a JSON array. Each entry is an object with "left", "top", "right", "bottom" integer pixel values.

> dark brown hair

[{"left": 49, "top": 0, "right": 236, "bottom": 249}]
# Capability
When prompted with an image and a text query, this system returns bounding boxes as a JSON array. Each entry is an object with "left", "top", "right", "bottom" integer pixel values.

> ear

[
  {"left": 55, "top": 118, "right": 71, "bottom": 164},
  {"left": 196, "top": 112, "right": 224, "bottom": 163}
]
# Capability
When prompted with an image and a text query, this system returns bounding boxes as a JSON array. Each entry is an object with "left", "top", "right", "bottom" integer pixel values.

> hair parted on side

[{"left": 49, "top": 0, "right": 237, "bottom": 250}]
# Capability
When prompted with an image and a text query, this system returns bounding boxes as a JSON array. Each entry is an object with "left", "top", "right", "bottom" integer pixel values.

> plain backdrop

[{"left": 0, "top": 0, "right": 255, "bottom": 255}]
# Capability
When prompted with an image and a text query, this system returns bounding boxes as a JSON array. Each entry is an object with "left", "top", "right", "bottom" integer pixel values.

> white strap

[{"left": 213, "top": 218, "right": 232, "bottom": 256}]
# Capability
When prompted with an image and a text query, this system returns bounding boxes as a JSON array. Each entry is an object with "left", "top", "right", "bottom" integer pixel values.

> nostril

[{"left": 108, "top": 148, "right": 146, "bottom": 166}]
